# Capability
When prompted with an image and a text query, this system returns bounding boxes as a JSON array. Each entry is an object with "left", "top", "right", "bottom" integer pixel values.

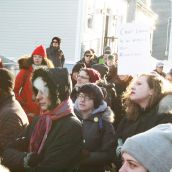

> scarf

[{"left": 29, "top": 98, "right": 74, "bottom": 154}]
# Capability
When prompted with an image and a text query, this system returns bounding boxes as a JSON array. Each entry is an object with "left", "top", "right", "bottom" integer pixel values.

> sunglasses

[{"left": 85, "top": 54, "right": 92, "bottom": 57}]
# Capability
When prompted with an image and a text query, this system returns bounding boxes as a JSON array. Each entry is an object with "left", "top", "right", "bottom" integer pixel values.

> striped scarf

[{"left": 29, "top": 98, "right": 74, "bottom": 154}]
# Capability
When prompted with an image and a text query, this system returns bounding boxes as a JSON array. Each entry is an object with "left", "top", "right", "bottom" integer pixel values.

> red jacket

[{"left": 14, "top": 66, "right": 40, "bottom": 118}]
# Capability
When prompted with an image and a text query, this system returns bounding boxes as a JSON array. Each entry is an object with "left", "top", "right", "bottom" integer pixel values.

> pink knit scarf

[{"left": 29, "top": 98, "right": 74, "bottom": 154}]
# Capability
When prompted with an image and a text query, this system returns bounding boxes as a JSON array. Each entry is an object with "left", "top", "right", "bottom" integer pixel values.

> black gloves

[{"left": 24, "top": 152, "right": 40, "bottom": 168}]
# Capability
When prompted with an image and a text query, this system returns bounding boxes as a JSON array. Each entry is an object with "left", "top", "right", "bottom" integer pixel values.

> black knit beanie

[{"left": 79, "top": 83, "right": 104, "bottom": 108}]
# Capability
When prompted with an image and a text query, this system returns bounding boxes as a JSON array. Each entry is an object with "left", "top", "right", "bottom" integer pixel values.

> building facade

[
  {"left": 151, "top": 0, "right": 172, "bottom": 60},
  {"left": 0, "top": 0, "right": 158, "bottom": 64}
]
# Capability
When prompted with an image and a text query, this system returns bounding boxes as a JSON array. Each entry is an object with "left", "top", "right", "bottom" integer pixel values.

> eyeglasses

[
  {"left": 77, "top": 93, "right": 94, "bottom": 101},
  {"left": 85, "top": 54, "right": 92, "bottom": 57},
  {"left": 77, "top": 75, "right": 89, "bottom": 80},
  {"left": 52, "top": 41, "right": 58, "bottom": 43}
]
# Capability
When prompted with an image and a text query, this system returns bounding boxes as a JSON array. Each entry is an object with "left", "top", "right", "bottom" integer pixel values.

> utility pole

[
  {"left": 168, "top": 17, "right": 172, "bottom": 62},
  {"left": 127, "top": 0, "right": 136, "bottom": 22}
]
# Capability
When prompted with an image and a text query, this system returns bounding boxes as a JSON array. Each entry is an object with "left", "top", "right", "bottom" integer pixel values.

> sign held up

[{"left": 117, "top": 23, "right": 156, "bottom": 76}]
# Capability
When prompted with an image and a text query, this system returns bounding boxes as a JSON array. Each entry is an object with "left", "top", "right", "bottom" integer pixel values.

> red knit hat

[
  {"left": 85, "top": 68, "right": 101, "bottom": 83},
  {"left": 32, "top": 45, "right": 46, "bottom": 58}
]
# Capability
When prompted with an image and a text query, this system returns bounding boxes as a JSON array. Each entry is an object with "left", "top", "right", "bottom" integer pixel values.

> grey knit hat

[{"left": 121, "top": 124, "right": 172, "bottom": 172}]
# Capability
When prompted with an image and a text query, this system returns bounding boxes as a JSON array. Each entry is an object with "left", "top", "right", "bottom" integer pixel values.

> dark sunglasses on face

[{"left": 85, "top": 54, "right": 92, "bottom": 57}]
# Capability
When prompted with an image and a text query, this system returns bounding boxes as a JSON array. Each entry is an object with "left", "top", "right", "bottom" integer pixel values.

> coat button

[{"left": 94, "top": 117, "right": 99, "bottom": 122}]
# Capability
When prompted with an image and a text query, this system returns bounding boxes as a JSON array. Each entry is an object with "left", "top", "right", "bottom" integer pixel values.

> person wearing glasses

[
  {"left": 77, "top": 50, "right": 96, "bottom": 68},
  {"left": 46, "top": 36, "right": 65, "bottom": 67},
  {"left": 74, "top": 83, "right": 115, "bottom": 172},
  {"left": 70, "top": 68, "right": 101, "bottom": 102}
]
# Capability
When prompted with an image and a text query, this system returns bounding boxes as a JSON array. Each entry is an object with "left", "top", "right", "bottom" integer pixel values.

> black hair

[
  {"left": 72, "top": 63, "right": 86, "bottom": 74},
  {"left": 92, "top": 64, "right": 109, "bottom": 78},
  {"left": 78, "top": 83, "right": 104, "bottom": 109},
  {"left": 51, "top": 37, "right": 61, "bottom": 45}
]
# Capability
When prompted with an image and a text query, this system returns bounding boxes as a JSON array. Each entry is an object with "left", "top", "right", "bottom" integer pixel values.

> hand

[{"left": 24, "top": 152, "right": 40, "bottom": 168}]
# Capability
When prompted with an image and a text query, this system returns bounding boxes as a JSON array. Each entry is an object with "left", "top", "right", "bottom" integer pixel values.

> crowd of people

[{"left": 0, "top": 36, "right": 172, "bottom": 172}]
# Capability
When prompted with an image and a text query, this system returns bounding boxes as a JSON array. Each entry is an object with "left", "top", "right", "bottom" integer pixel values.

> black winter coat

[
  {"left": 75, "top": 102, "right": 115, "bottom": 172},
  {"left": 2, "top": 114, "right": 82, "bottom": 172},
  {"left": 114, "top": 105, "right": 172, "bottom": 169},
  {"left": 46, "top": 46, "right": 65, "bottom": 67}
]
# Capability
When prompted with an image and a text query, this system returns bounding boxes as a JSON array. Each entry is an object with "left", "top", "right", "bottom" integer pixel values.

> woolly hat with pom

[
  {"left": 121, "top": 123, "right": 172, "bottom": 172},
  {"left": 32, "top": 45, "right": 46, "bottom": 58},
  {"left": 85, "top": 68, "right": 101, "bottom": 83}
]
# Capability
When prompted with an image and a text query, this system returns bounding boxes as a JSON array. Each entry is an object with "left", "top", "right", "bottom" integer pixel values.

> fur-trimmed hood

[
  {"left": 18, "top": 56, "right": 31, "bottom": 69},
  {"left": 18, "top": 55, "right": 54, "bottom": 69},
  {"left": 100, "top": 105, "right": 115, "bottom": 123},
  {"left": 74, "top": 100, "right": 115, "bottom": 123}
]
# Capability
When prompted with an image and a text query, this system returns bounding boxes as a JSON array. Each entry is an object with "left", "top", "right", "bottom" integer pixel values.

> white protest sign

[{"left": 118, "top": 23, "right": 156, "bottom": 76}]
